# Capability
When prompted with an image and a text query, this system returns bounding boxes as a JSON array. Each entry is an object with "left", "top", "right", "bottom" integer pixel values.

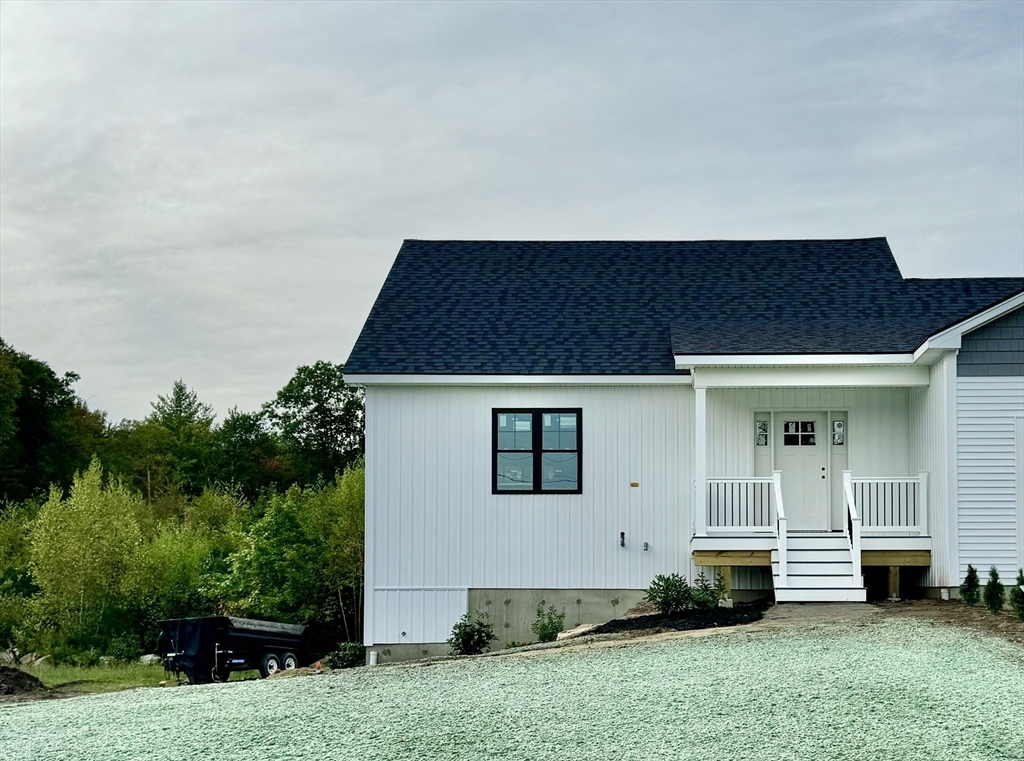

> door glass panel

[{"left": 784, "top": 421, "right": 816, "bottom": 446}]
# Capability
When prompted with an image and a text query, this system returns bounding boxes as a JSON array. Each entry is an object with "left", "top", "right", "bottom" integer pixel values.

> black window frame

[{"left": 492, "top": 408, "right": 583, "bottom": 495}]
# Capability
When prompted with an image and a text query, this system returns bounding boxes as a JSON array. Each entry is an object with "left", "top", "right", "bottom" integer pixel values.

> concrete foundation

[
  {"left": 468, "top": 588, "right": 648, "bottom": 649},
  {"left": 365, "top": 643, "right": 450, "bottom": 665}
]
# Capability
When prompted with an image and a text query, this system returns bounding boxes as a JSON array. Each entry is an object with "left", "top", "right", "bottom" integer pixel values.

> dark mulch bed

[
  {"left": 589, "top": 603, "right": 769, "bottom": 636},
  {"left": 0, "top": 665, "right": 45, "bottom": 697}
]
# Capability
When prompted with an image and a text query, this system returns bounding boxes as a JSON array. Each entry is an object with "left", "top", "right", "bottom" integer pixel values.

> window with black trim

[{"left": 493, "top": 409, "right": 582, "bottom": 494}]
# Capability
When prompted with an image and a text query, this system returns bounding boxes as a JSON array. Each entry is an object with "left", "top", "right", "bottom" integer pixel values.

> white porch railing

[
  {"left": 842, "top": 471, "right": 862, "bottom": 584},
  {"left": 706, "top": 477, "right": 776, "bottom": 531},
  {"left": 704, "top": 473, "right": 787, "bottom": 585},
  {"left": 848, "top": 472, "right": 929, "bottom": 535},
  {"left": 773, "top": 471, "right": 787, "bottom": 588}
]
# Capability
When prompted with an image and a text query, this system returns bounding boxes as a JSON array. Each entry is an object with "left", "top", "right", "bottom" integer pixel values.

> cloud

[{"left": 1, "top": 0, "right": 1021, "bottom": 420}]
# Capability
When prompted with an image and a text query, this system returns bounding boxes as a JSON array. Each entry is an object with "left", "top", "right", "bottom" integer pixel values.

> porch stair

[{"left": 771, "top": 533, "right": 867, "bottom": 603}]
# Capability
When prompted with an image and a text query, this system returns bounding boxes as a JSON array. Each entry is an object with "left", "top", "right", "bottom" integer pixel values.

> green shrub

[
  {"left": 323, "top": 642, "right": 363, "bottom": 669},
  {"left": 531, "top": 603, "right": 566, "bottom": 643},
  {"left": 1009, "top": 569, "right": 1024, "bottom": 622},
  {"left": 105, "top": 633, "right": 144, "bottom": 663},
  {"left": 447, "top": 610, "right": 496, "bottom": 656},
  {"left": 691, "top": 571, "right": 728, "bottom": 610},
  {"left": 645, "top": 573, "right": 692, "bottom": 616},
  {"left": 983, "top": 566, "right": 1004, "bottom": 615},
  {"left": 505, "top": 641, "right": 530, "bottom": 649},
  {"left": 959, "top": 564, "right": 980, "bottom": 606}
]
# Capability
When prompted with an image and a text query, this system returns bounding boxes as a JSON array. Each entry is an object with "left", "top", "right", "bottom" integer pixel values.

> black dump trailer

[{"left": 159, "top": 617, "right": 306, "bottom": 685}]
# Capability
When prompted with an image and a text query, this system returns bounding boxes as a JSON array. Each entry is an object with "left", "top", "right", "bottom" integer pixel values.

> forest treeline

[{"left": 0, "top": 338, "right": 365, "bottom": 663}]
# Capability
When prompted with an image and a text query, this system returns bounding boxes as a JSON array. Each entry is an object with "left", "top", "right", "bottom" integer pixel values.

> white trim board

[
  {"left": 692, "top": 366, "right": 930, "bottom": 389},
  {"left": 915, "top": 292, "right": 1024, "bottom": 360},
  {"left": 346, "top": 374, "right": 694, "bottom": 386},
  {"left": 675, "top": 353, "right": 916, "bottom": 369}
]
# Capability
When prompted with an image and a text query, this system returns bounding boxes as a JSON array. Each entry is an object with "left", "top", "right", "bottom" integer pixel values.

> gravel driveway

[{"left": 2, "top": 612, "right": 1021, "bottom": 761}]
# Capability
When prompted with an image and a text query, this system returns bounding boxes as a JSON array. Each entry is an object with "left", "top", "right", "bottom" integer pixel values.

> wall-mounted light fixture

[
  {"left": 643, "top": 542, "right": 649, "bottom": 552},
  {"left": 619, "top": 532, "right": 625, "bottom": 547}
]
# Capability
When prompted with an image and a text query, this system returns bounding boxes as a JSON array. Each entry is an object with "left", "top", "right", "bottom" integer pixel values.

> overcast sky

[{"left": 1, "top": 1, "right": 1022, "bottom": 422}]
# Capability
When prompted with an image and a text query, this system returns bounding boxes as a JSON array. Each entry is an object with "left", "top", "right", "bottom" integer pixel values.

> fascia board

[
  {"left": 919, "top": 292, "right": 1024, "bottom": 352},
  {"left": 692, "top": 365, "right": 930, "bottom": 389},
  {"left": 344, "top": 374, "right": 694, "bottom": 386},
  {"left": 674, "top": 353, "right": 915, "bottom": 370}
]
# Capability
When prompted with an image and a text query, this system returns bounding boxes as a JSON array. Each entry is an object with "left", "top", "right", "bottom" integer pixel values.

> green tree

[
  {"left": 263, "top": 362, "right": 363, "bottom": 485},
  {"left": 224, "top": 465, "right": 365, "bottom": 645},
  {"left": 0, "top": 501, "right": 37, "bottom": 654},
  {"left": 29, "top": 459, "right": 143, "bottom": 650},
  {"left": 209, "top": 408, "right": 291, "bottom": 500},
  {"left": 0, "top": 340, "right": 103, "bottom": 503},
  {"left": 103, "top": 418, "right": 175, "bottom": 503},
  {"left": 149, "top": 380, "right": 216, "bottom": 496}
]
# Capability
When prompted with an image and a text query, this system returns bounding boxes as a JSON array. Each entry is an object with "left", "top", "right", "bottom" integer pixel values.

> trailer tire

[
  {"left": 282, "top": 652, "right": 299, "bottom": 671},
  {"left": 260, "top": 653, "right": 281, "bottom": 678}
]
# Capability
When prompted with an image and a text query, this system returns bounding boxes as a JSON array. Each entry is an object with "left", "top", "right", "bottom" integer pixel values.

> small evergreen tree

[
  {"left": 1009, "top": 569, "right": 1024, "bottom": 622},
  {"left": 983, "top": 566, "right": 1004, "bottom": 615},
  {"left": 959, "top": 564, "right": 980, "bottom": 606}
]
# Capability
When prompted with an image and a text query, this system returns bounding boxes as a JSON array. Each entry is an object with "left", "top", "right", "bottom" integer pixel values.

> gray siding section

[{"left": 957, "top": 307, "right": 1024, "bottom": 377}]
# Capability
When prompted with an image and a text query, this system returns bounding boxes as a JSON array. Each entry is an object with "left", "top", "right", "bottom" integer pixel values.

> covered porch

[{"left": 686, "top": 363, "right": 945, "bottom": 602}]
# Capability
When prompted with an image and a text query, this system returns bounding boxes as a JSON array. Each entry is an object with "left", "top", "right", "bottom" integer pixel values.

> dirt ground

[
  {"left": 0, "top": 666, "right": 50, "bottom": 703},
  {"left": 876, "top": 598, "right": 1024, "bottom": 647}
]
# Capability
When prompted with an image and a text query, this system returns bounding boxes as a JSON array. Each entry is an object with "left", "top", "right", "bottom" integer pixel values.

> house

[{"left": 345, "top": 239, "right": 1024, "bottom": 662}]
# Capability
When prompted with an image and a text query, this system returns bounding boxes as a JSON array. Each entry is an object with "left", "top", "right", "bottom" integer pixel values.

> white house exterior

[{"left": 346, "top": 239, "right": 1024, "bottom": 661}]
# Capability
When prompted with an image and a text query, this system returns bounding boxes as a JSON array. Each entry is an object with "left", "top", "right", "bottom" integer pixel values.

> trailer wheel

[
  {"left": 282, "top": 652, "right": 299, "bottom": 671},
  {"left": 212, "top": 666, "right": 231, "bottom": 683},
  {"left": 260, "top": 653, "right": 281, "bottom": 678}
]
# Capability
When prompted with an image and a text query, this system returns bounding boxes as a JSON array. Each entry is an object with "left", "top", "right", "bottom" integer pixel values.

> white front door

[{"left": 775, "top": 413, "right": 829, "bottom": 531}]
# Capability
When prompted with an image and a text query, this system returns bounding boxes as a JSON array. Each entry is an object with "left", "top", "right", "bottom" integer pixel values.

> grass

[
  {"left": 19, "top": 663, "right": 261, "bottom": 695},
  {"left": 2, "top": 617, "right": 1022, "bottom": 761}
]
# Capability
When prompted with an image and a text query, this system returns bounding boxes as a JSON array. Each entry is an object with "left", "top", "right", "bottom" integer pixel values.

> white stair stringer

[{"left": 772, "top": 533, "right": 866, "bottom": 603}]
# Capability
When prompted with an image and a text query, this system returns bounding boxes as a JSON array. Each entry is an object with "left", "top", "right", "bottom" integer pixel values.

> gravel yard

[{"left": 2, "top": 613, "right": 1022, "bottom": 761}]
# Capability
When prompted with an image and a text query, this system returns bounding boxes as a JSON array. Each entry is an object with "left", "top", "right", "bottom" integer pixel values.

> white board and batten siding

[
  {"left": 957, "top": 377, "right": 1024, "bottom": 580},
  {"left": 364, "top": 385, "right": 694, "bottom": 646}
]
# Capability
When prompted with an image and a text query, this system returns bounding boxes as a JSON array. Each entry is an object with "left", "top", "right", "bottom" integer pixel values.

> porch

[
  {"left": 691, "top": 470, "right": 931, "bottom": 602},
  {"left": 686, "top": 370, "right": 942, "bottom": 603}
]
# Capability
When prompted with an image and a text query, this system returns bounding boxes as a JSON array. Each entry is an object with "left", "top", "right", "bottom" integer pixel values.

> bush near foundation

[
  {"left": 323, "top": 642, "right": 363, "bottom": 669},
  {"left": 959, "top": 565, "right": 980, "bottom": 606},
  {"left": 983, "top": 566, "right": 1004, "bottom": 615},
  {"left": 447, "top": 611, "right": 496, "bottom": 656},
  {"left": 645, "top": 572, "right": 727, "bottom": 615},
  {"left": 1009, "top": 569, "right": 1024, "bottom": 622},
  {"left": 531, "top": 603, "right": 566, "bottom": 643}
]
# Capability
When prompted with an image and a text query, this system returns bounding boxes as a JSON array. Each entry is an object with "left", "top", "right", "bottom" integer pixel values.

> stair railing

[
  {"left": 842, "top": 470, "right": 862, "bottom": 584},
  {"left": 772, "top": 470, "right": 787, "bottom": 587}
]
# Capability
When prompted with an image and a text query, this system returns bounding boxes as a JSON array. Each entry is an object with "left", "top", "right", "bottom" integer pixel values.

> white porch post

[
  {"left": 918, "top": 471, "right": 929, "bottom": 536},
  {"left": 694, "top": 386, "right": 707, "bottom": 536}
]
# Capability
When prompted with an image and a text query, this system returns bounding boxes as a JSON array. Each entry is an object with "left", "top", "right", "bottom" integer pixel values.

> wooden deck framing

[{"left": 693, "top": 549, "right": 931, "bottom": 567}]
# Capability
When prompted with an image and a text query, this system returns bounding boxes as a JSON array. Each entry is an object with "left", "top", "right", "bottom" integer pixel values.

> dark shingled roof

[{"left": 345, "top": 239, "right": 1023, "bottom": 375}]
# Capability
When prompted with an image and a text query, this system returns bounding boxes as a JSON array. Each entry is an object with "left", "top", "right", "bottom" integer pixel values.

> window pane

[
  {"left": 784, "top": 421, "right": 799, "bottom": 433},
  {"left": 801, "top": 433, "right": 816, "bottom": 446},
  {"left": 543, "top": 412, "right": 578, "bottom": 450},
  {"left": 541, "top": 453, "right": 578, "bottom": 490},
  {"left": 496, "top": 453, "right": 533, "bottom": 490},
  {"left": 784, "top": 434, "right": 799, "bottom": 446},
  {"left": 497, "top": 412, "right": 533, "bottom": 450},
  {"left": 801, "top": 421, "right": 815, "bottom": 433}
]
